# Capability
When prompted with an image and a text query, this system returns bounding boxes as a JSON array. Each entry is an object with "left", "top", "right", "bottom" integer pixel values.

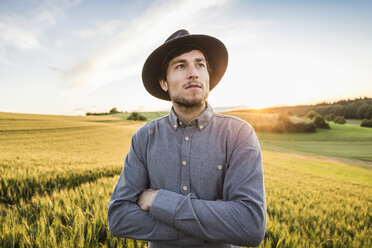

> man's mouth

[{"left": 185, "top": 84, "right": 202, "bottom": 89}]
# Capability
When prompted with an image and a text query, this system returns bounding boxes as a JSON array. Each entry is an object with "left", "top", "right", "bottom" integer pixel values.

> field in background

[
  {"left": 226, "top": 111, "right": 372, "bottom": 164},
  {"left": 107, "top": 111, "right": 169, "bottom": 122},
  {"left": 0, "top": 112, "right": 142, "bottom": 205},
  {"left": 0, "top": 111, "right": 371, "bottom": 247}
]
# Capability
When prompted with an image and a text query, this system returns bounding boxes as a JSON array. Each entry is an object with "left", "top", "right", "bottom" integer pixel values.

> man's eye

[
  {"left": 176, "top": 64, "right": 185, "bottom": 69},
  {"left": 197, "top": 63, "right": 205, "bottom": 68}
]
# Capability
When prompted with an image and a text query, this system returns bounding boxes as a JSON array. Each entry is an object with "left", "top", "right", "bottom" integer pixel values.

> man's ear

[{"left": 159, "top": 79, "right": 168, "bottom": 92}]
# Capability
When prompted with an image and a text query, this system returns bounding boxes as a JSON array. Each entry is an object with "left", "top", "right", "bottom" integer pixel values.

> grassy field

[
  {"left": 343, "top": 119, "right": 362, "bottom": 126},
  {"left": 0, "top": 111, "right": 371, "bottom": 247},
  {"left": 106, "top": 111, "right": 169, "bottom": 122},
  {"left": 226, "top": 111, "right": 372, "bottom": 165}
]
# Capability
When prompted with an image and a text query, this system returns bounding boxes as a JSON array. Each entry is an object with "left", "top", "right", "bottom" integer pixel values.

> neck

[{"left": 172, "top": 102, "right": 207, "bottom": 123}]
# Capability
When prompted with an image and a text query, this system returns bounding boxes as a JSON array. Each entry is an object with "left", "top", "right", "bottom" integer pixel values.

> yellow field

[
  {"left": 0, "top": 112, "right": 371, "bottom": 247},
  {"left": 0, "top": 112, "right": 142, "bottom": 204}
]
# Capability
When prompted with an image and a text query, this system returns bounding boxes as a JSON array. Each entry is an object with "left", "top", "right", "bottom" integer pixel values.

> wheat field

[{"left": 0, "top": 112, "right": 371, "bottom": 247}]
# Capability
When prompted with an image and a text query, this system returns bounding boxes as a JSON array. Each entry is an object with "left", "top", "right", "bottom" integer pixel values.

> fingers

[{"left": 137, "top": 189, "right": 159, "bottom": 211}]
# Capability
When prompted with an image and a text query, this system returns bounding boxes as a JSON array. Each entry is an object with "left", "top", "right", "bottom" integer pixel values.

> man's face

[{"left": 159, "top": 49, "right": 210, "bottom": 107}]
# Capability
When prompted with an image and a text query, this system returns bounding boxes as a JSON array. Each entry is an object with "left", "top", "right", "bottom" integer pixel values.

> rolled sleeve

[
  {"left": 108, "top": 130, "right": 180, "bottom": 241},
  {"left": 150, "top": 189, "right": 184, "bottom": 226}
]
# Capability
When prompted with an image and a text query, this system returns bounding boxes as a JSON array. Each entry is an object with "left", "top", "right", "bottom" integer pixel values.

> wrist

[{"left": 149, "top": 190, "right": 159, "bottom": 207}]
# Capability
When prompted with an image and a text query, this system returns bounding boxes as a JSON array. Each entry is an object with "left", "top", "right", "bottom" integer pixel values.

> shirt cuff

[{"left": 149, "top": 189, "right": 183, "bottom": 227}]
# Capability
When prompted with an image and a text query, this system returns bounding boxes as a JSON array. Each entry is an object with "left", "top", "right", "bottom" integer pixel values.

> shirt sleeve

[
  {"left": 149, "top": 123, "right": 266, "bottom": 247},
  {"left": 107, "top": 130, "right": 180, "bottom": 241}
]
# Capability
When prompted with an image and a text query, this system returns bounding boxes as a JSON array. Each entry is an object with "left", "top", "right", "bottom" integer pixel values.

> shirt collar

[{"left": 169, "top": 101, "right": 214, "bottom": 131}]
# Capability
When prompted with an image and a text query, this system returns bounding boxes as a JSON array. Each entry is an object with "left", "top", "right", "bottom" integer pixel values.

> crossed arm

[
  {"left": 137, "top": 188, "right": 159, "bottom": 211},
  {"left": 108, "top": 125, "right": 266, "bottom": 247}
]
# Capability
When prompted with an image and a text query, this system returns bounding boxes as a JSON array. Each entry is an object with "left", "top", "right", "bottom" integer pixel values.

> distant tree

[
  {"left": 275, "top": 113, "right": 316, "bottom": 133},
  {"left": 109, "top": 107, "right": 120, "bottom": 114},
  {"left": 344, "top": 104, "right": 356, "bottom": 119},
  {"left": 313, "top": 115, "right": 330, "bottom": 129},
  {"left": 367, "top": 105, "right": 372, "bottom": 119},
  {"left": 361, "top": 119, "right": 372, "bottom": 128},
  {"left": 334, "top": 116, "right": 346, "bottom": 124},
  {"left": 325, "top": 113, "right": 335, "bottom": 121},
  {"left": 85, "top": 112, "right": 106, "bottom": 116},
  {"left": 127, "top": 112, "right": 147, "bottom": 121},
  {"left": 356, "top": 104, "right": 369, "bottom": 119},
  {"left": 275, "top": 113, "right": 288, "bottom": 132},
  {"left": 277, "top": 113, "right": 290, "bottom": 123},
  {"left": 302, "top": 122, "right": 317, "bottom": 132},
  {"left": 330, "top": 105, "right": 345, "bottom": 117},
  {"left": 306, "top": 110, "right": 319, "bottom": 120}
]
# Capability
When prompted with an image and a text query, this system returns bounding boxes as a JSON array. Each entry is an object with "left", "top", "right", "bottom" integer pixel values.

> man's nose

[{"left": 187, "top": 65, "right": 199, "bottom": 79}]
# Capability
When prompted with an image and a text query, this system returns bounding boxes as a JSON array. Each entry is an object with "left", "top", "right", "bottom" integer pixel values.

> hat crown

[
  {"left": 165, "top": 29, "right": 190, "bottom": 43},
  {"left": 142, "top": 29, "right": 228, "bottom": 101}
]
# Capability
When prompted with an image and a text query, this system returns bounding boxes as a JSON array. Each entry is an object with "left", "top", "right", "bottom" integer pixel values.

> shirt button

[
  {"left": 218, "top": 165, "right": 223, "bottom": 170},
  {"left": 173, "top": 124, "right": 177, "bottom": 129},
  {"left": 179, "top": 121, "right": 183, "bottom": 125},
  {"left": 182, "top": 161, "right": 187, "bottom": 166},
  {"left": 199, "top": 124, "right": 204, "bottom": 129},
  {"left": 184, "top": 136, "right": 189, "bottom": 141},
  {"left": 183, "top": 186, "right": 188, "bottom": 191}
]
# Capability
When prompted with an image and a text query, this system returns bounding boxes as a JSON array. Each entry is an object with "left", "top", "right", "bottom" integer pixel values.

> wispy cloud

[
  {"left": 61, "top": 0, "right": 236, "bottom": 94},
  {"left": 71, "top": 19, "right": 122, "bottom": 38},
  {"left": 0, "top": 0, "right": 82, "bottom": 64}
]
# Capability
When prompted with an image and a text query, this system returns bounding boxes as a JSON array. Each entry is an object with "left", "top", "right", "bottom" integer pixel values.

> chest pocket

[{"left": 199, "top": 159, "right": 226, "bottom": 200}]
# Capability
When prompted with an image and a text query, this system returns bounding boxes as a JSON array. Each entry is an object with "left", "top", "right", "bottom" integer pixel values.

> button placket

[{"left": 179, "top": 126, "right": 194, "bottom": 195}]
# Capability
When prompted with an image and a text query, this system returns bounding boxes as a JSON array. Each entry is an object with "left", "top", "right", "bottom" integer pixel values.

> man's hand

[{"left": 137, "top": 189, "right": 159, "bottom": 211}]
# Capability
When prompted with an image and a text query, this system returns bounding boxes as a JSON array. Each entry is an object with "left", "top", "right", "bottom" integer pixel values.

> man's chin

[{"left": 172, "top": 97, "right": 207, "bottom": 108}]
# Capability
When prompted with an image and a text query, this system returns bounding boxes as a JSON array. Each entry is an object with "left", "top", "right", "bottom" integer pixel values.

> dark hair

[{"left": 159, "top": 45, "right": 212, "bottom": 81}]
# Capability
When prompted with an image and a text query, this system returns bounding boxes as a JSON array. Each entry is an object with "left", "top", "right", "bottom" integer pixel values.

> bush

[
  {"left": 85, "top": 112, "right": 107, "bottom": 116},
  {"left": 127, "top": 112, "right": 147, "bottom": 121},
  {"left": 325, "top": 113, "right": 335, "bottom": 121},
  {"left": 271, "top": 114, "right": 316, "bottom": 133},
  {"left": 334, "top": 116, "right": 346, "bottom": 124},
  {"left": 306, "top": 110, "right": 319, "bottom": 120},
  {"left": 109, "top": 107, "right": 120, "bottom": 114},
  {"left": 286, "top": 120, "right": 316, "bottom": 133},
  {"left": 252, "top": 124, "right": 284, "bottom": 133},
  {"left": 361, "top": 119, "right": 372, "bottom": 128},
  {"left": 277, "top": 113, "right": 290, "bottom": 124},
  {"left": 299, "top": 122, "right": 317, "bottom": 133},
  {"left": 313, "top": 115, "right": 330, "bottom": 129}
]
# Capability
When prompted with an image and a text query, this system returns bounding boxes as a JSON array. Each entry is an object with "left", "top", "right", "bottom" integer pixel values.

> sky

[{"left": 0, "top": 0, "right": 371, "bottom": 115}]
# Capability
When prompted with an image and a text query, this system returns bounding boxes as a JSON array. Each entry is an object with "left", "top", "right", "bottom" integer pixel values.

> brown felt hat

[{"left": 142, "top": 29, "right": 228, "bottom": 101}]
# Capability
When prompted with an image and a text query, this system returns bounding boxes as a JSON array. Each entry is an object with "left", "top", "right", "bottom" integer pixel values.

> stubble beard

[{"left": 169, "top": 90, "right": 209, "bottom": 108}]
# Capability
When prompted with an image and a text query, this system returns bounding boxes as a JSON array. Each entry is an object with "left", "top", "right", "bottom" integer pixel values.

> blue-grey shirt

[{"left": 108, "top": 102, "right": 266, "bottom": 248}]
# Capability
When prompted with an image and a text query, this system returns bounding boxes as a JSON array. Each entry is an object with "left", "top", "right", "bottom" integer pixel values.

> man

[{"left": 108, "top": 30, "right": 266, "bottom": 248}]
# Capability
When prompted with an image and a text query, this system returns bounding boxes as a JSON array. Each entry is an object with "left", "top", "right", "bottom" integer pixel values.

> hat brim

[{"left": 142, "top": 34, "right": 228, "bottom": 101}]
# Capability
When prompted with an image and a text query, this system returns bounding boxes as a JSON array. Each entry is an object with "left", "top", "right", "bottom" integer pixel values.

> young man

[{"left": 108, "top": 30, "right": 266, "bottom": 248}]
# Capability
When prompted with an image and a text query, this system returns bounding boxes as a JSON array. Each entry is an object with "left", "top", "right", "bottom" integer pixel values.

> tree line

[
  {"left": 86, "top": 107, "right": 147, "bottom": 121},
  {"left": 86, "top": 107, "right": 122, "bottom": 116},
  {"left": 255, "top": 97, "right": 372, "bottom": 119}
]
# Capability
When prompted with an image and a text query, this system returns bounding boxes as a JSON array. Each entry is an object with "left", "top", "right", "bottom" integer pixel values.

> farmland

[
  {"left": 0, "top": 111, "right": 371, "bottom": 247},
  {"left": 227, "top": 111, "right": 372, "bottom": 164}
]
